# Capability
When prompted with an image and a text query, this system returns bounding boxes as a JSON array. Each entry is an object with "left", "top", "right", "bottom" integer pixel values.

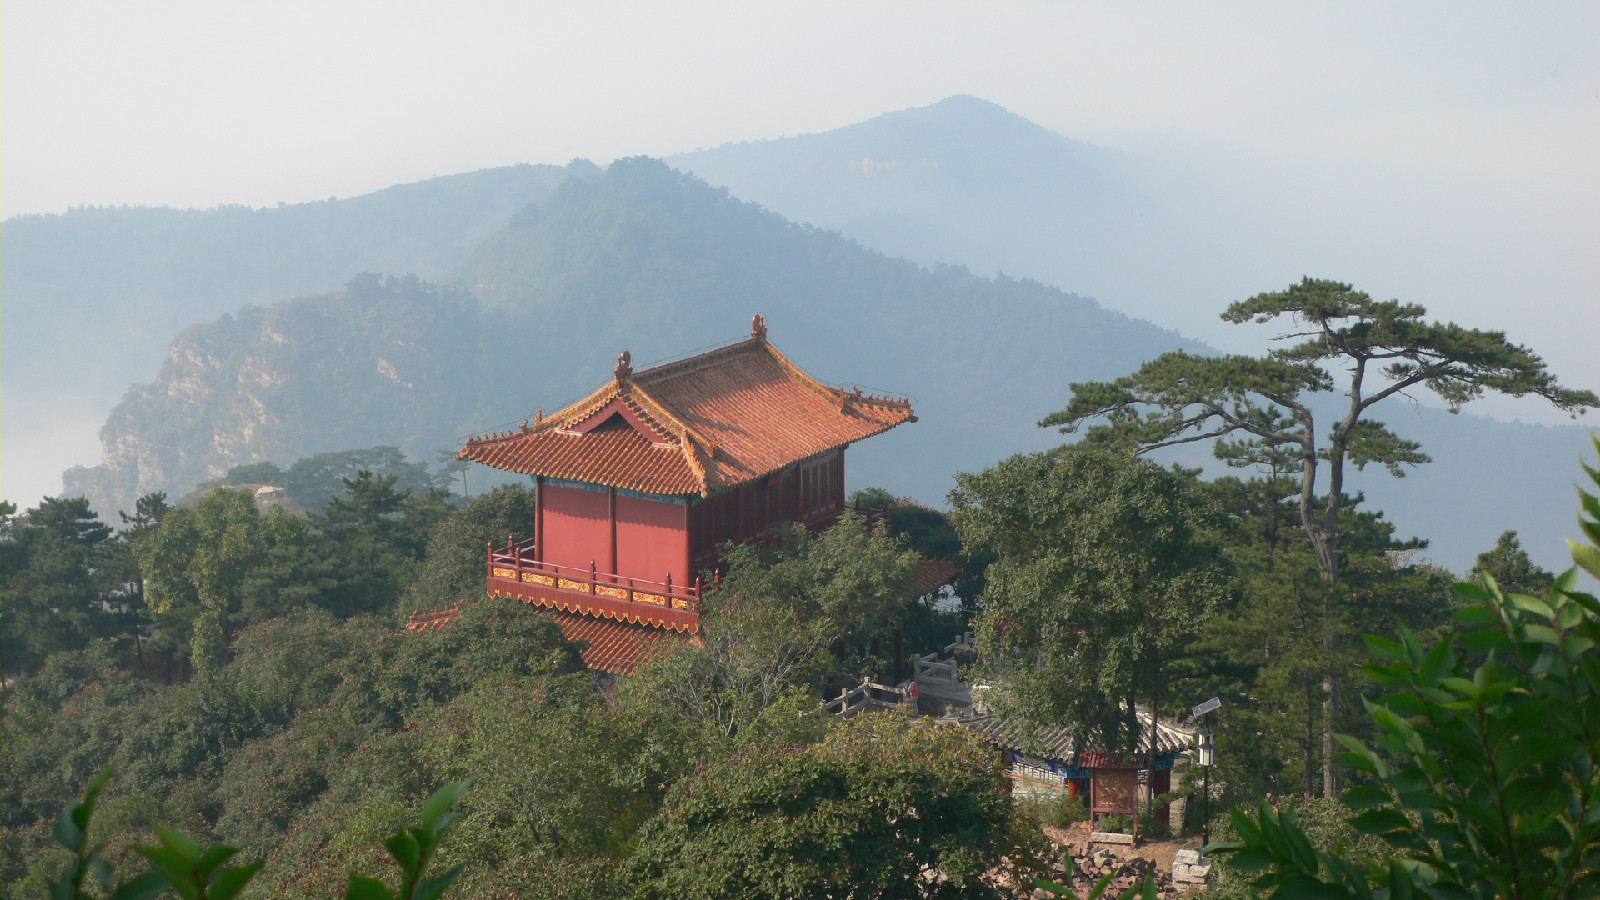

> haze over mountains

[
  {"left": 60, "top": 158, "right": 1198, "bottom": 525},
  {"left": 1, "top": 162, "right": 575, "bottom": 502},
  {"left": 5, "top": 97, "right": 1594, "bottom": 571}
]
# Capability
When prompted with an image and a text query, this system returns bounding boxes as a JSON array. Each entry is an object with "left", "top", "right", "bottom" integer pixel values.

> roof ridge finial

[
  {"left": 751, "top": 313, "right": 767, "bottom": 342},
  {"left": 614, "top": 350, "right": 633, "bottom": 386}
]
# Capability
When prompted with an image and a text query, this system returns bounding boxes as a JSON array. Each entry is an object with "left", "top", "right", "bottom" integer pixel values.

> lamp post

[
  {"left": 1197, "top": 727, "right": 1214, "bottom": 848},
  {"left": 1190, "top": 696, "right": 1220, "bottom": 850}
]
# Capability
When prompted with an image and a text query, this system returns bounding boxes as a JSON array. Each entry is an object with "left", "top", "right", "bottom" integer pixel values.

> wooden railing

[{"left": 487, "top": 535, "right": 702, "bottom": 614}]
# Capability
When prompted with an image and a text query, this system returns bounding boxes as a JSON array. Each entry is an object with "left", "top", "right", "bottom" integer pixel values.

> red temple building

[{"left": 407, "top": 314, "right": 918, "bottom": 674}]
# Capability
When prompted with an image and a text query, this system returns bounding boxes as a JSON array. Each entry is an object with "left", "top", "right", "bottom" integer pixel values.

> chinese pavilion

[{"left": 407, "top": 314, "right": 918, "bottom": 674}]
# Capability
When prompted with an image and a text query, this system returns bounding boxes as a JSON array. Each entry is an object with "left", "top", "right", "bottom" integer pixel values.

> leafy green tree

[
  {"left": 713, "top": 513, "right": 922, "bottom": 680},
  {"left": 1, "top": 642, "right": 155, "bottom": 842},
  {"left": 1, "top": 497, "right": 120, "bottom": 674},
  {"left": 399, "top": 485, "right": 539, "bottom": 617},
  {"left": 331, "top": 599, "right": 582, "bottom": 734},
  {"left": 411, "top": 672, "right": 680, "bottom": 898},
  {"left": 1189, "top": 476, "right": 1455, "bottom": 802},
  {"left": 139, "top": 488, "right": 298, "bottom": 673},
  {"left": 949, "top": 445, "right": 1228, "bottom": 802},
  {"left": 1469, "top": 529, "right": 1554, "bottom": 595},
  {"left": 107, "top": 492, "right": 173, "bottom": 669},
  {"left": 619, "top": 597, "right": 831, "bottom": 744},
  {"left": 314, "top": 469, "right": 453, "bottom": 618},
  {"left": 274, "top": 446, "right": 436, "bottom": 512},
  {"left": 625, "top": 712, "right": 1046, "bottom": 900},
  {"left": 1043, "top": 278, "right": 1597, "bottom": 796},
  {"left": 849, "top": 486, "right": 992, "bottom": 615},
  {"left": 33, "top": 763, "right": 472, "bottom": 900},
  {"left": 1212, "top": 435, "right": 1600, "bottom": 898}
]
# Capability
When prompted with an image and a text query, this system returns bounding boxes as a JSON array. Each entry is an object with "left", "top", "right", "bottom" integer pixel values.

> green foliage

[
  {"left": 1187, "top": 476, "right": 1456, "bottom": 801},
  {"left": 1469, "top": 528, "right": 1555, "bottom": 595},
  {"left": 1016, "top": 792, "right": 1089, "bottom": 832},
  {"left": 399, "top": 484, "right": 539, "bottom": 617},
  {"left": 714, "top": 513, "right": 923, "bottom": 680},
  {"left": 1043, "top": 279, "right": 1595, "bottom": 797},
  {"left": 39, "top": 763, "right": 471, "bottom": 900},
  {"left": 619, "top": 597, "right": 831, "bottom": 744},
  {"left": 1204, "top": 796, "right": 1387, "bottom": 898},
  {"left": 625, "top": 713, "right": 1047, "bottom": 900},
  {"left": 1097, "top": 813, "right": 1133, "bottom": 835},
  {"left": 949, "top": 446, "right": 1228, "bottom": 754},
  {"left": 1045, "top": 277, "right": 1596, "bottom": 587},
  {"left": 1, "top": 497, "right": 123, "bottom": 674},
  {"left": 1211, "top": 444, "right": 1600, "bottom": 898}
]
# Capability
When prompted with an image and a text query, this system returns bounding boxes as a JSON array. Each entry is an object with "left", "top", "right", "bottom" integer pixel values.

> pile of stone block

[
  {"left": 1171, "top": 849, "right": 1212, "bottom": 889},
  {"left": 1036, "top": 847, "right": 1181, "bottom": 899}
]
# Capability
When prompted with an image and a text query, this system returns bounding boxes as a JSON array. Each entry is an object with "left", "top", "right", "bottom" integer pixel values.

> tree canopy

[
  {"left": 1044, "top": 278, "right": 1596, "bottom": 586},
  {"left": 949, "top": 446, "right": 1228, "bottom": 766}
]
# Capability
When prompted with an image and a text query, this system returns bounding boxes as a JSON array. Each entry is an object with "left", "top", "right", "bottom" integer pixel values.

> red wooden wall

[
  {"left": 540, "top": 450, "right": 846, "bottom": 584},
  {"left": 688, "top": 451, "right": 845, "bottom": 573},
  {"left": 541, "top": 484, "right": 610, "bottom": 572},
  {"left": 616, "top": 494, "right": 689, "bottom": 587}
]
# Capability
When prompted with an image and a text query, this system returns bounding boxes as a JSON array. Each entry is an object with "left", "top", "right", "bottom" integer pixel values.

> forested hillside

[
  {"left": 66, "top": 158, "right": 1202, "bottom": 520},
  {"left": 2, "top": 162, "right": 582, "bottom": 504}
]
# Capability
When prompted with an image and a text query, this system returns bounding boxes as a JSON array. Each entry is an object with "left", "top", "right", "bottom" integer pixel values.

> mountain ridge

[{"left": 64, "top": 159, "right": 1204, "bottom": 527}]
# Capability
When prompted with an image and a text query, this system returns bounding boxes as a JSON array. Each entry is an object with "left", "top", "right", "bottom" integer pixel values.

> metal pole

[{"left": 1203, "top": 762, "right": 1211, "bottom": 848}]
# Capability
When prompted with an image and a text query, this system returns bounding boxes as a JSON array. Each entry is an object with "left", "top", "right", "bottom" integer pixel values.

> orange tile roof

[
  {"left": 406, "top": 600, "right": 694, "bottom": 675},
  {"left": 912, "top": 559, "right": 963, "bottom": 596},
  {"left": 460, "top": 315, "right": 915, "bottom": 495}
]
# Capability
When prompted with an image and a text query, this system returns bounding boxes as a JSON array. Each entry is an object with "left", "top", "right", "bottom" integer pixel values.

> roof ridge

[
  {"left": 626, "top": 383, "right": 716, "bottom": 456},
  {"left": 632, "top": 335, "right": 763, "bottom": 384}
]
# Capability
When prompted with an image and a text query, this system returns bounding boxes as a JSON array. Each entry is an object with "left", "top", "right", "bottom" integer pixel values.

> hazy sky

[{"left": 4, "top": 1, "right": 1597, "bottom": 435}]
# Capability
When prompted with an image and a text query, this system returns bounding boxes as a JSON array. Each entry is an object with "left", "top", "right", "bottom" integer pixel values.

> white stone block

[
  {"left": 1089, "top": 831, "right": 1135, "bottom": 844},
  {"left": 1174, "top": 849, "right": 1200, "bottom": 865}
]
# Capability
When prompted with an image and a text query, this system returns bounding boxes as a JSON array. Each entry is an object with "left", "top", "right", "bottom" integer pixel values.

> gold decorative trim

[
  {"left": 671, "top": 597, "right": 693, "bottom": 610},
  {"left": 634, "top": 592, "right": 668, "bottom": 606},
  {"left": 595, "top": 585, "right": 629, "bottom": 600},
  {"left": 558, "top": 578, "right": 589, "bottom": 592},
  {"left": 492, "top": 567, "right": 518, "bottom": 579},
  {"left": 521, "top": 572, "right": 555, "bottom": 586}
]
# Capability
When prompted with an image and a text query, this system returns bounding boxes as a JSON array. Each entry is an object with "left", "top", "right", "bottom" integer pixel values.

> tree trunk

[
  {"left": 1321, "top": 587, "right": 1340, "bottom": 798},
  {"left": 1303, "top": 675, "right": 1316, "bottom": 800},
  {"left": 1323, "top": 661, "right": 1340, "bottom": 798},
  {"left": 1147, "top": 680, "right": 1160, "bottom": 820}
]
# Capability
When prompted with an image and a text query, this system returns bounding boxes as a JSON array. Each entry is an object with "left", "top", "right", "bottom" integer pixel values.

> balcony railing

[{"left": 487, "top": 536, "right": 702, "bottom": 618}]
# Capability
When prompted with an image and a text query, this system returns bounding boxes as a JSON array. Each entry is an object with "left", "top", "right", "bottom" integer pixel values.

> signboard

[
  {"left": 1192, "top": 697, "right": 1222, "bottom": 718},
  {"left": 1093, "top": 769, "right": 1138, "bottom": 813}
]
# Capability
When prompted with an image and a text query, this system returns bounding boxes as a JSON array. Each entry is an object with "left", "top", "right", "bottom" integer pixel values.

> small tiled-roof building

[
  {"left": 953, "top": 710, "right": 1192, "bottom": 838},
  {"left": 408, "top": 315, "right": 920, "bottom": 674}
]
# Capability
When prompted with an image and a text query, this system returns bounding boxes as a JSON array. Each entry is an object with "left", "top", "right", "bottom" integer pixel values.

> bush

[
  {"left": 1138, "top": 811, "right": 1171, "bottom": 841},
  {"left": 1053, "top": 793, "right": 1087, "bottom": 828},
  {"left": 1097, "top": 812, "right": 1132, "bottom": 834}
]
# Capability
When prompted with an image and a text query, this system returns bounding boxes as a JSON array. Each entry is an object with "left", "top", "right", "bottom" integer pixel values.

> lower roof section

[{"left": 406, "top": 598, "right": 697, "bottom": 675}]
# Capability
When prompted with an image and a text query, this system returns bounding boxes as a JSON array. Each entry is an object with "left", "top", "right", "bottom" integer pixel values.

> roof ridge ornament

[
  {"left": 614, "top": 350, "right": 633, "bottom": 386},
  {"left": 751, "top": 313, "right": 767, "bottom": 343}
]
